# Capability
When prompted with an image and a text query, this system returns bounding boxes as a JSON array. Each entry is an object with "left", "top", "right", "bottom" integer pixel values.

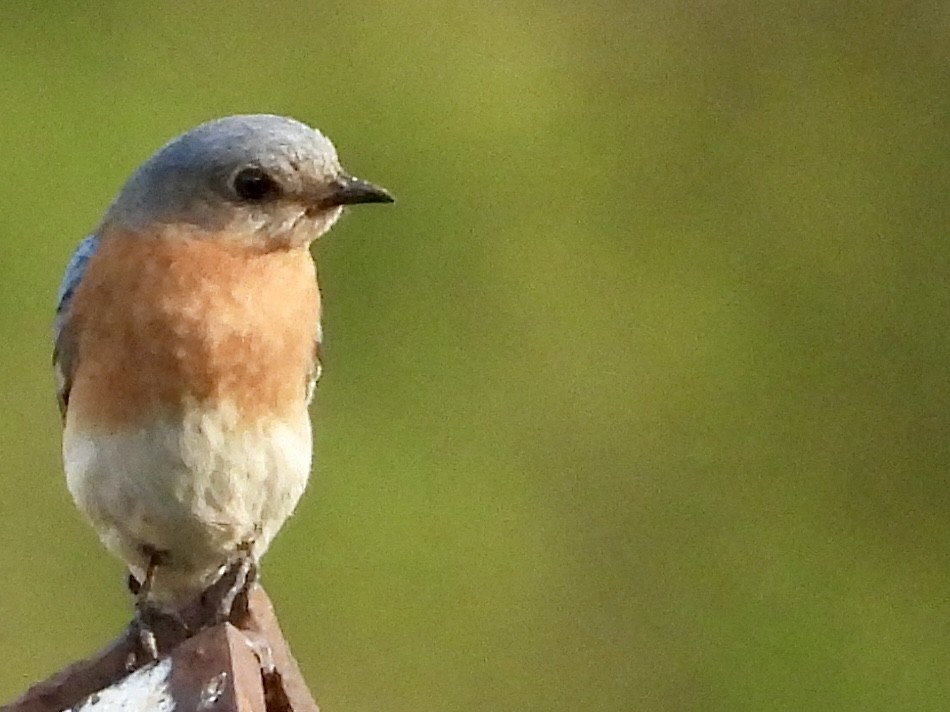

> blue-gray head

[{"left": 100, "top": 114, "right": 392, "bottom": 247}]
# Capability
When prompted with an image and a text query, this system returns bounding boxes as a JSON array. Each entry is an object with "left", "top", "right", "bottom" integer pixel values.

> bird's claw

[{"left": 217, "top": 554, "right": 257, "bottom": 623}]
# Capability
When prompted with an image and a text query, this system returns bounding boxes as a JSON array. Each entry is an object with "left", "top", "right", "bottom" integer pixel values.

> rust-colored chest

[{"left": 67, "top": 232, "right": 320, "bottom": 428}]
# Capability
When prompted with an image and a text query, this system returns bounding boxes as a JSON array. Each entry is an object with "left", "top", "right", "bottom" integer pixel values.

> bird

[{"left": 53, "top": 114, "right": 393, "bottom": 636}]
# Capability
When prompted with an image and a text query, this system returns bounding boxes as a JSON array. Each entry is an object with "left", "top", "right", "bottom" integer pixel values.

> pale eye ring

[{"left": 230, "top": 166, "right": 280, "bottom": 202}]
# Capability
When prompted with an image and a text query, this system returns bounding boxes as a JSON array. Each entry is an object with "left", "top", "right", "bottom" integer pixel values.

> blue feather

[{"left": 56, "top": 235, "right": 99, "bottom": 315}]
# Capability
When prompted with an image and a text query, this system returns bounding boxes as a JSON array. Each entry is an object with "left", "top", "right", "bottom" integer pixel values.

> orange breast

[{"left": 67, "top": 229, "right": 320, "bottom": 429}]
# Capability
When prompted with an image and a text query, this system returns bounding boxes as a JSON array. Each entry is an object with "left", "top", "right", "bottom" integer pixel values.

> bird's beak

[{"left": 320, "top": 174, "right": 394, "bottom": 208}]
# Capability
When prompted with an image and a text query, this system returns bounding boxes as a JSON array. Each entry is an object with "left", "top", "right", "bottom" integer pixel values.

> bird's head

[{"left": 101, "top": 114, "right": 393, "bottom": 249}]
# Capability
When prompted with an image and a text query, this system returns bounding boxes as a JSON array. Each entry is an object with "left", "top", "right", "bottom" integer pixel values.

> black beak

[{"left": 321, "top": 174, "right": 394, "bottom": 208}]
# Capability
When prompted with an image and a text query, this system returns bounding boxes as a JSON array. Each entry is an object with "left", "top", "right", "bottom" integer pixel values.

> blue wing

[
  {"left": 53, "top": 234, "right": 99, "bottom": 418},
  {"left": 55, "top": 235, "right": 99, "bottom": 322}
]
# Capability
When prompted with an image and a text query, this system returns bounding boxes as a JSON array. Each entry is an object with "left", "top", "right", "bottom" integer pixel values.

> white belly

[{"left": 63, "top": 403, "right": 312, "bottom": 603}]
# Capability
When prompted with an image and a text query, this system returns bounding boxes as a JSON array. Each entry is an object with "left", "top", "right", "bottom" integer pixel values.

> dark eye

[{"left": 231, "top": 166, "right": 280, "bottom": 202}]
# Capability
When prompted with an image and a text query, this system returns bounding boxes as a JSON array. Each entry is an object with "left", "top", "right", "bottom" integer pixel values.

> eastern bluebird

[{"left": 53, "top": 115, "right": 392, "bottom": 623}]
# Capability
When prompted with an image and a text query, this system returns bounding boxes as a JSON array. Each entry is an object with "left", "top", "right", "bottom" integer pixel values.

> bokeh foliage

[{"left": 1, "top": 2, "right": 948, "bottom": 709}]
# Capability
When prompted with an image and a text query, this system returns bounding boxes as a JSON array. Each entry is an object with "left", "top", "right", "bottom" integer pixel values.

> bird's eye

[{"left": 231, "top": 166, "right": 280, "bottom": 202}]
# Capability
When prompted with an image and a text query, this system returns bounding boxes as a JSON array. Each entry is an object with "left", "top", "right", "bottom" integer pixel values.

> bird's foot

[
  {"left": 131, "top": 604, "right": 159, "bottom": 664},
  {"left": 218, "top": 554, "right": 257, "bottom": 623},
  {"left": 200, "top": 545, "right": 259, "bottom": 627},
  {"left": 128, "top": 602, "right": 188, "bottom": 669},
  {"left": 125, "top": 548, "right": 189, "bottom": 668}
]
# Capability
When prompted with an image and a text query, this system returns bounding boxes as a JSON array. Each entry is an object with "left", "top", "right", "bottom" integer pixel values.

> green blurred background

[{"left": 1, "top": 2, "right": 948, "bottom": 709}]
